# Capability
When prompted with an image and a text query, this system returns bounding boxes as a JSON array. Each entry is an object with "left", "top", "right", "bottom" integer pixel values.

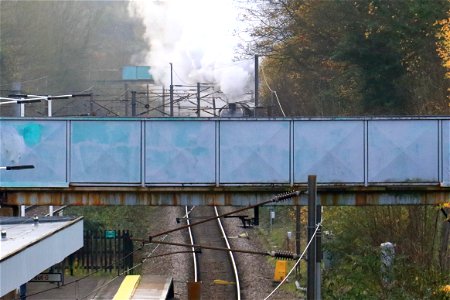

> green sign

[{"left": 105, "top": 230, "right": 116, "bottom": 239}]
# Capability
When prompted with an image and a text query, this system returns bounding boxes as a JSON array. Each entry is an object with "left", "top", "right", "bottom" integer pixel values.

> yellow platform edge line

[{"left": 113, "top": 275, "right": 141, "bottom": 300}]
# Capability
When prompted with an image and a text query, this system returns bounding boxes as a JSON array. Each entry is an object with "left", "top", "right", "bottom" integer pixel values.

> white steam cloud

[{"left": 128, "top": 0, "right": 253, "bottom": 101}]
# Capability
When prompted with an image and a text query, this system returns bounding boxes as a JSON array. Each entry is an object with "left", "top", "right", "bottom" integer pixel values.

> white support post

[
  {"left": 48, "top": 100, "right": 53, "bottom": 215},
  {"left": 48, "top": 100, "right": 52, "bottom": 117}
]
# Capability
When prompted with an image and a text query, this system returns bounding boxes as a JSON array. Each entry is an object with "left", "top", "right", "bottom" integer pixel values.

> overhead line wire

[
  {"left": 23, "top": 193, "right": 301, "bottom": 299},
  {"left": 260, "top": 63, "right": 286, "bottom": 117}
]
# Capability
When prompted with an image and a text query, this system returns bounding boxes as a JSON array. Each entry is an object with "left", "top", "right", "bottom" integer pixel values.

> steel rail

[
  {"left": 185, "top": 206, "right": 199, "bottom": 282},
  {"left": 149, "top": 191, "right": 302, "bottom": 240},
  {"left": 215, "top": 206, "right": 241, "bottom": 300}
]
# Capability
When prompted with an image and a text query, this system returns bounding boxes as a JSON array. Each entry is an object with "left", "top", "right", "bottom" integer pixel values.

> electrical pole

[
  {"left": 254, "top": 54, "right": 259, "bottom": 117},
  {"left": 89, "top": 93, "right": 94, "bottom": 116},
  {"left": 197, "top": 82, "right": 201, "bottom": 117},
  {"left": 125, "top": 83, "right": 129, "bottom": 117},
  {"left": 47, "top": 98, "right": 53, "bottom": 216},
  {"left": 162, "top": 87, "right": 166, "bottom": 116},
  {"left": 307, "top": 175, "right": 317, "bottom": 300},
  {"left": 296, "top": 204, "right": 301, "bottom": 259},
  {"left": 316, "top": 204, "right": 322, "bottom": 299},
  {"left": 131, "top": 91, "right": 137, "bottom": 116},
  {"left": 170, "top": 63, "right": 174, "bottom": 117}
]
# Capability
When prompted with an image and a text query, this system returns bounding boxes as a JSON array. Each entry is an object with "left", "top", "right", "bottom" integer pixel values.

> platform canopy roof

[{"left": 0, "top": 216, "right": 83, "bottom": 297}]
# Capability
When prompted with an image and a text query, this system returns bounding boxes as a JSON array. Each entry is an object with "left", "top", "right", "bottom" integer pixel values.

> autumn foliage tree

[
  {"left": 436, "top": 9, "right": 450, "bottom": 104},
  {"left": 248, "top": 0, "right": 450, "bottom": 116},
  {"left": 247, "top": 1, "right": 450, "bottom": 298}
]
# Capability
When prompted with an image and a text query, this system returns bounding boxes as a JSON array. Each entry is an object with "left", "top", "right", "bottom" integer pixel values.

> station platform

[
  {"left": 113, "top": 274, "right": 174, "bottom": 300},
  {"left": 0, "top": 216, "right": 83, "bottom": 297}
]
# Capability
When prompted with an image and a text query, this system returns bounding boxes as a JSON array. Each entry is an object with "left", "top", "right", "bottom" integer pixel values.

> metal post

[
  {"left": 170, "top": 85, "right": 174, "bottom": 116},
  {"left": 270, "top": 207, "right": 275, "bottom": 231},
  {"left": 131, "top": 91, "right": 137, "bottom": 116},
  {"left": 307, "top": 175, "right": 317, "bottom": 300},
  {"left": 124, "top": 83, "right": 129, "bottom": 117},
  {"left": 170, "top": 63, "right": 174, "bottom": 117},
  {"left": 296, "top": 204, "right": 301, "bottom": 276},
  {"left": 253, "top": 206, "right": 259, "bottom": 226},
  {"left": 212, "top": 97, "right": 216, "bottom": 117},
  {"left": 197, "top": 82, "right": 201, "bottom": 117},
  {"left": 19, "top": 92, "right": 26, "bottom": 217},
  {"left": 296, "top": 205, "right": 301, "bottom": 255},
  {"left": 90, "top": 93, "right": 94, "bottom": 116},
  {"left": 316, "top": 205, "right": 322, "bottom": 299},
  {"left": 147, "top": 84, "right": 150, "bottom": 114},
  {"left": 47, "top": 100, "right": 52, "bottom": 117},
  {"left": 162, "top": 87, "right": 166, "bottom": 116},
  {"left": 47, "top": 101, "right": 53, "bottom": 216},
  {"left": 12, "top": 82, "right": 22, "bottom": 117},
  {"left": 254, "top": 54, "right": 259, "bottom": 117},
  {"left": 18, "top": 100, "right": 27, "bottom": 217},
  {"left": 20, "top": 283, "right": 26, "bottom": 300}
]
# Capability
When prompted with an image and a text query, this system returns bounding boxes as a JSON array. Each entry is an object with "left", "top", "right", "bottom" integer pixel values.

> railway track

[{"left": 187, "top": 205, "right": 240, "bottom": 300}]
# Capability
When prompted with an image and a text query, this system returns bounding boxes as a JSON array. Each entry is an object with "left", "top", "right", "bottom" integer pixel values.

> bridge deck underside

[{"left": 1, "top": 186, "right": 449, "bottom": 206}]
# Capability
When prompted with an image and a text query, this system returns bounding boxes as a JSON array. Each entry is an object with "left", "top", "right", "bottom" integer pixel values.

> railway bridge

[{"left": 1, "top": 116, "right": 449, "bottom": 206}]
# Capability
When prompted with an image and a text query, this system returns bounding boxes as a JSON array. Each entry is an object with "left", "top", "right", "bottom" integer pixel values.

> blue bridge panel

[
  {"left": 0, "top": 120, "right": 67, "bottom": 187},
  {"left": 1, "top": 117, "right": 449, "bottom": 189},
  {"left": 294, "top": 120, "right": 365, "bottom": 183},
  {"left": 219, "top": 120, "right": 290, "bottom": 184},
  {"left": 145, "top": 120, "right": 215, "bottom": 184},
  {"left": 70, "top": 120, "right": 141, "bottom": 183},
  {"left": 368, "top": 120, "right": 439, "bottom": 183}
]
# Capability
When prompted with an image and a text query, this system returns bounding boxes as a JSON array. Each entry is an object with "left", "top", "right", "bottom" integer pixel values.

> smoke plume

[{"left": 128, "top": 0, "right": 254, "bottom": 101}]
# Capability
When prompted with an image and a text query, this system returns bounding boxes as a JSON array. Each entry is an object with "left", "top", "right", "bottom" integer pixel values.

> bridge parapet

[{"left": 1, "top": 117, "right": 450, "bottom": 205}]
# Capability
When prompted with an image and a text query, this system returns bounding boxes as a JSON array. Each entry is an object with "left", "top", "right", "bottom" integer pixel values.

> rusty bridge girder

[{"left": 1, "top": 186, "right": 449, "bottom": 206}]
